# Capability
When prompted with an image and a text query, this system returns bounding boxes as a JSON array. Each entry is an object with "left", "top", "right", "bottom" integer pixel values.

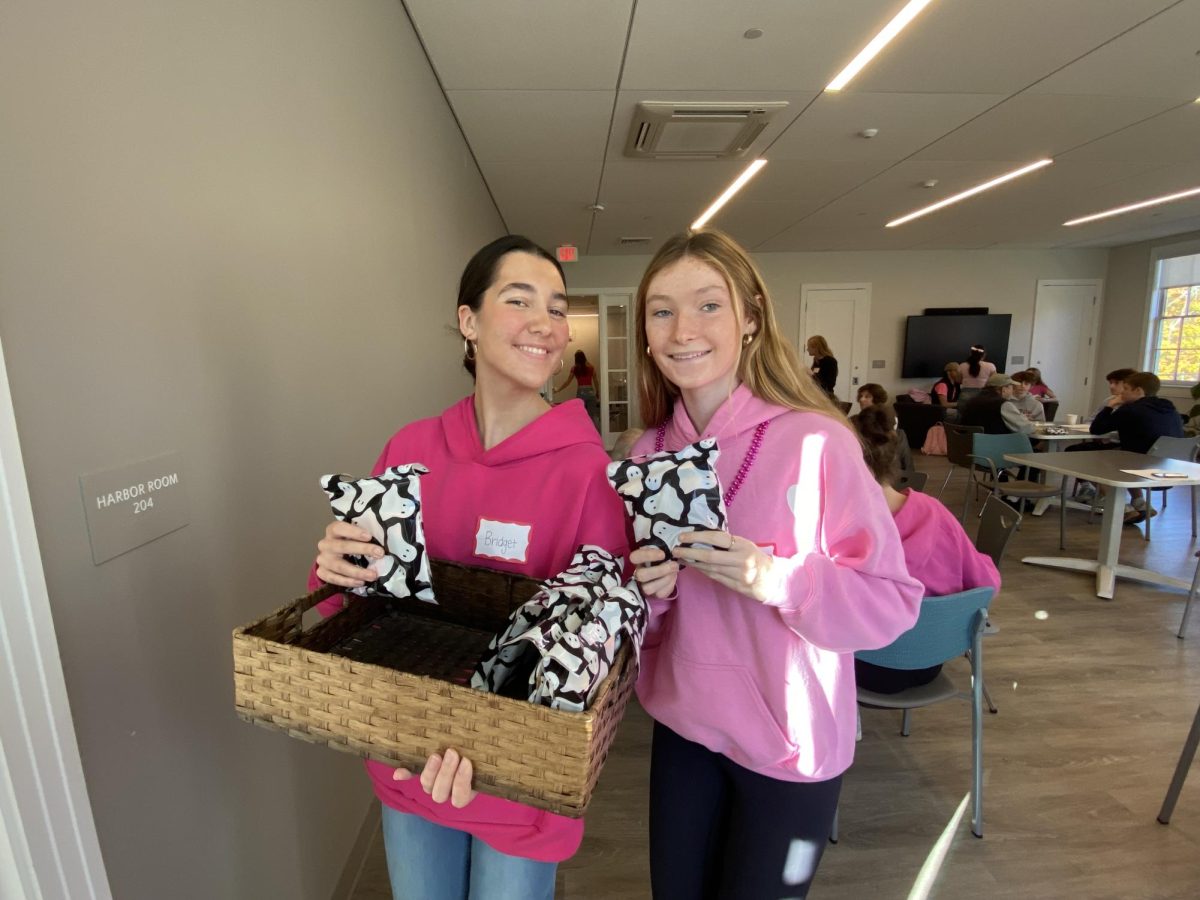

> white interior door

[
  {"left": 800, "top": 284, "right": 872, "bottom": 404},
  {"left": 1030, "top": 280, "right": 1102, "bottom": 421},
  {"left": 598, "top": 293, "right": 635, "bottom": 449}
]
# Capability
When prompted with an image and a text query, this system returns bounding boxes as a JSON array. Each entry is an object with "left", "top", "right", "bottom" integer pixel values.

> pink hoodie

[
  {"left": 892, "top": 489, "right": 1000, "bottom": 597},
  {"left": 634, "top": 385, "right": 923, "bottom": 782},
  {"left": 311, "top": 396, "right": 628, "bottom": 862}
]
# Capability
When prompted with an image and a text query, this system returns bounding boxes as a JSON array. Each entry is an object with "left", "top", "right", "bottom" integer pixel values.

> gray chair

[
  {"left": 969, "top": 432, "right": 1066, "bottom": 549},
  {"left": 895, "top": 469, "right": 928, "bottom": 493},
  {"left": 855, "top": 586, "right": 995, "bottom": 838},
  {"left": 1157, "top": 698, "right": 1200, "bottom": 825},
  {"left": 939, "top": 422, "right": 984, "bottom": 511},
  {"left": 974, "top": 494, "right": 1022, "bottom": 568},
  {"left": 1143, "top": 435, "right": 1200, "bottom": 541}
]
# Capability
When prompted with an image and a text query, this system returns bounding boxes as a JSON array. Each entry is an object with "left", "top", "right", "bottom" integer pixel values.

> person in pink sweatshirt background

[
  {"left": 851, "top": 405, "right": 1001, "bottom": 693},
  {"left": 626, "top": 230, "right": 923, "bottom": 899},
  {"left": 313, "top": 235, "right": 628, "bottom": 900}
]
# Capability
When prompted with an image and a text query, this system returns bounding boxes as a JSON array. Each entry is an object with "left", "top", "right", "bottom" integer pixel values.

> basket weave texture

[{"left": 232, "top": 559, "right": 637, "bottom": 817}]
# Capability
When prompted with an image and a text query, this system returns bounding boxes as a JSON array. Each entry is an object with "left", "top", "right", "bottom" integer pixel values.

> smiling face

[
  {"left": 643, "top": 256, "right": 755, "bottom": 413},
  {"left": 458, "top": 251, "right": 568, "bottom": 395}
]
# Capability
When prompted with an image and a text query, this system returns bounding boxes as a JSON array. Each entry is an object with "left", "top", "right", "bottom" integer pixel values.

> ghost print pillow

[
  {"left": 320, "top": 464, "right": 436, "bottom": 603},
  {"left": 606, "top": 439, "right": 728, "bottom": 559}
]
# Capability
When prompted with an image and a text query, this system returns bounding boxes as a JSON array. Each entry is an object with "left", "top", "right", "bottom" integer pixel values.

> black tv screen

[{"left": 902, "top": 314, "right": 1011, "bottom": 380}]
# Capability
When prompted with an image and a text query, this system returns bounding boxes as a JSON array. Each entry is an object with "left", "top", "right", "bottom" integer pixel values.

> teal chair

[
  {"left": 856, "top": 586, "right": 995, "bottom": 838},
  {"left": 969, "top": 432, "right": 1066, "bottom": 549}
]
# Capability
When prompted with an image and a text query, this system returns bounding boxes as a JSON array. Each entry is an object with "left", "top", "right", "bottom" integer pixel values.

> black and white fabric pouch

[
  {"left": 471, "top": 546, "right": 647, "bottom": 712},
  {"left": 606, "top": 438, "right": 729, "bottom": 560},
  {"left": 320, "top": 464, "right": 436, "bottom": 604}
]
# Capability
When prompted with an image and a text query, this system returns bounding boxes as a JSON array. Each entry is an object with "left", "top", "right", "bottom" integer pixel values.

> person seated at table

[
  {"left": 851, "top": 406, "right": 1001, "bottom": 693},
  {"left": 932, "top": 362, "right": 962, "bottom": 410},
  {"left": 958, "top": 373, "right": 1034, "bottom": 435},
  {"left": 1024, "top": 367, "right": 1056, "bottom": 401},
  {"left": 1068, "top": 367, "right": 1137, "bottom": 502},
  {"left": 857, "top": 383, "right": 888, "bottom": 411},
  {"left": 1090, "top": 371, "right": 1184, "bottom": 523},
  {"left": 1009, "top": 371, "right": 1046, "bottom": 423}
]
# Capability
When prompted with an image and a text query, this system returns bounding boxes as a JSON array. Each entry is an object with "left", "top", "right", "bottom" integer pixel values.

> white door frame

[
  {"left": 571, "top": 287, "right": 637, "bottom": 447},
  {"left": 800, "top": 283, "right": 872, "bottom": 402},
  {"left": 1031, "top": 278, "right": 1104, "bottom": 407},
  {"left": 0, "top": 336, "right": 111, "bottom": 899}
]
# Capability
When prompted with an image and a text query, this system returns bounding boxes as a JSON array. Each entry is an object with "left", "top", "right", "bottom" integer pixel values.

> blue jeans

[{"left": 381, "top": 804, "right": 557, "bottom": 900}]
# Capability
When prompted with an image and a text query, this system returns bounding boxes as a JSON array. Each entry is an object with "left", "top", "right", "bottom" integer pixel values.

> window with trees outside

[{"left": 1150, "top": 252, "right": 1200, "bottom": 385}]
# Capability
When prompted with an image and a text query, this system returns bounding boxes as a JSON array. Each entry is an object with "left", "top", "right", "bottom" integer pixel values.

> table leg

[{"left": 1095, "top": 489, "right": 1124, "bottom": 599}]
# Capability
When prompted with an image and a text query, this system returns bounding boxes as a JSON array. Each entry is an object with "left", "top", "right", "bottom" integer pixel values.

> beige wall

[
  {"left": 571, "top": 245, "right": 1108, "bottom": 397},
  {"left": 0, "top": 2, "right": 500, "bottom": 898},
  {"left": 1098, "top": 228, "right": 1200, "bottom": 412}
]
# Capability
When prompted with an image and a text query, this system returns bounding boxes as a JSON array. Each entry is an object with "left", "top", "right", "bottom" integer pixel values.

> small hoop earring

[
  {"left": 559, "top": 358, "right": 565, "bottom": 373},
  {"left": 463, "top": 338, "right": 476, "bottom": 361},
  {"left": 645, "top": 345, "right": 652, "bottom": 356}
]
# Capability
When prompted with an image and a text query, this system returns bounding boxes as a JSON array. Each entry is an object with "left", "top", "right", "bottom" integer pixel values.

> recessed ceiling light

[
  {"left": 826, "top": 0, "right": 935, "bottom": 91},
  {"left": 1063, "top": 185, "right": 1200, "bottom": 226},
  {"left": 886, "top": 159, "right": 1053, "bottom": 227},
  {"left": 691, "top": 160, "right": 768, "bottom": 230}
]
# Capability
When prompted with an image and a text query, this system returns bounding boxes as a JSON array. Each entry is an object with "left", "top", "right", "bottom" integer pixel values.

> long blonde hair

[
  {"left": 806, "top": 334, "right": 833, "bottom": 359},
  {"left": 634, "top": 230, "right": 839, "bottom": 427}
]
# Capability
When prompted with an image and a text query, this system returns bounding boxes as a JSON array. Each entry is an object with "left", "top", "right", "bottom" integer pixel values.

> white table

[{"left": 1003, "top": 449, "right": 1200, "bottom": 599}]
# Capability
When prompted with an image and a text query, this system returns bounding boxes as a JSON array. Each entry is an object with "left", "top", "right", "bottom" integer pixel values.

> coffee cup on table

[{"left": 1065, "top": 413, "right": 1080, "bottom": 425}]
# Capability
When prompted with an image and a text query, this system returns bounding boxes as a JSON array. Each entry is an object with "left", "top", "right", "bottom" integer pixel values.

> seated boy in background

[
  {"left": 1089, "top": 371, "right": 1184, "bottom": 523},
  {"left": 1009, "top": 371, "right": 1046, "bottom": 424}
]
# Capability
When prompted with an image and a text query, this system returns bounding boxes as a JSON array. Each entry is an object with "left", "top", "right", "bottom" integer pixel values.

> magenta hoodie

[
  {"left": 634, "top": 385, "right": 923, "bottom": 782},
  {"left": 892, "top": 489, "right": 1000, "bottom": 597},
  {"left": 310, "top": 395, "right": 628, "bottom": 862}
]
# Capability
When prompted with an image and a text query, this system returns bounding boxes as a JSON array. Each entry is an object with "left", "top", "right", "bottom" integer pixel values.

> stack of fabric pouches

[{"left": 323, "top": 439, "right": 729, "bottom": 713}]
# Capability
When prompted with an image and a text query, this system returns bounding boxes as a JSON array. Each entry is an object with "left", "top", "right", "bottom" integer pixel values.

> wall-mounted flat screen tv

[{"left": 902, "top": 313, "right": 1011, "bottom": 379}]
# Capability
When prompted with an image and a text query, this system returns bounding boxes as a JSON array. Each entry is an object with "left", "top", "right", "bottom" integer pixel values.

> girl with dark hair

[
  {"left": 1025, "top": 367, "right": 1057, "bottom": 400},
  {"left": 555, "top": 349, "right": 601, "bottom": 431},
  {"left": 627, "top": 230, "right": 921, "bottom": 898},
  {"left": 850, "top": 407, "right": 1000, "bottom": 693},
  {"left": 959, "top": 344, "right": 997, "bottom": 389},
  {"left": 312, "top": 234, "right": 627, "bottom": 899}
]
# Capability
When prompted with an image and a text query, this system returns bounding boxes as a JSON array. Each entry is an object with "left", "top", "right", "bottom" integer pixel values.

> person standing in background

[
  {"left": 556, "top": 349, "right": 601, "bottom": 432},
  {"left": 957, "top": 345, "right": 996, "bottom": 407},
  {"left": 806, "top": 334, "right": 838, "bottom": 397}
]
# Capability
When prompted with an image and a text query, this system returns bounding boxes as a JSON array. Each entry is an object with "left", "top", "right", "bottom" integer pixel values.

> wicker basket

[{"left": 232, "top": 559, "right": 637, "bottom": 817}]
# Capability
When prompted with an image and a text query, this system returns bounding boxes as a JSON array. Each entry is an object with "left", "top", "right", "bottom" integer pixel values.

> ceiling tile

[
  {"left": 849, "top": 0, "right": 1179, "bottom": 93},
  {"left": 621, "top": 0, "right": 902, "bottom": 91},
  {"left": 913, "top": 94, "right": 1183, "bottom": 161},
  {"left": 1026, "top": 1, "right": 1200, "bottom": 99},
  {"left": 766, "top": 91, "right": 1004, "bottom": 161},
  {"left": 1058, "top": 102, "right": 1200, "bottom": 165},
  {"left": 481, "top": 160, "right": 603, "bottom": 212},
  {"left": 448, "top": 90, "right": 614, "bottom": 164},
  {"left": 405, "top": 0, "right": 632, "bottom": 90}
]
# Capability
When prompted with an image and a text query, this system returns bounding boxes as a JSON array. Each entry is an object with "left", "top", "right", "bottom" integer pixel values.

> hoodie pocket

[{"left": 665, "top": 652, "right": 797, "bottom": 769}]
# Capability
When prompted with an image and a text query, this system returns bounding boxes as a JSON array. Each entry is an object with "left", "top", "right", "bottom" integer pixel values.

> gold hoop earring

[
  {"left": 645, "top": 345, "right": 652, "bottom": 356},
  {"left": 559, "top": 358, "right": 565, "bottom": 373},
  {"left": 463, "top": 338, "right": 476, "bottom": 361}
]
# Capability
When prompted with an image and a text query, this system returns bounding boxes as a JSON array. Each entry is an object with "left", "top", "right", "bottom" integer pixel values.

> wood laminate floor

[{"left": 351, "top": 455, "right": 1200, "bottom": 899}]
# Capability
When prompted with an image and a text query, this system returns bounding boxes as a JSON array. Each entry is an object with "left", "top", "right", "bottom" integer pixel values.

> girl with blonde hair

[{"left": 626, "top": 229, "right": 921, "bottom": 898}]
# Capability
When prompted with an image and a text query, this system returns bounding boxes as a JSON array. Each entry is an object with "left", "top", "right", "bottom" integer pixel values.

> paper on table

[{"left": 1120, "top": 468, "right": 1190, "bottom": 479}]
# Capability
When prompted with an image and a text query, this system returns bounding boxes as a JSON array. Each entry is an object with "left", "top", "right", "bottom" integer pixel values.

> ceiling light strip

[
  {"left": 1063, "top": 186, "right": 1200, "bottom": 227},
  {"left": 885, "top": 159, "right": 1053, "bottom": 228},
  {"left": 691, "top": 160, "right": 768, "bottom": 230},
  {"left": 826, "top": 0, "right": 935, "bottom": 91}
]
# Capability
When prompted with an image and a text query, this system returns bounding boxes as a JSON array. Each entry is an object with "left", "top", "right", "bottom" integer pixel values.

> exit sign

[{"left": 556, "top": 245, "right": 578, "bottom": 263}]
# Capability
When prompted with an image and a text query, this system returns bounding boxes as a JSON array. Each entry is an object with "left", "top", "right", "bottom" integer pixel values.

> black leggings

[{"left": 649, "top": 722, "right": 842, "bottom": 900}]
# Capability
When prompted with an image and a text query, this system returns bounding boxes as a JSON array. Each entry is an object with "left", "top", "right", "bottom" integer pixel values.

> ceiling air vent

[
  {"left": 619, "top": 236, "right": 653, "bottom": 246},
  {"left": 625, "top": 101, "right": 788, "bottom": 160}
]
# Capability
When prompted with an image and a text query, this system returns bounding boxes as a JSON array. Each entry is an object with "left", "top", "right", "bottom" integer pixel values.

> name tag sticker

[{"left": 474, "top": 518, "right": 532, "bottom": 563}]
